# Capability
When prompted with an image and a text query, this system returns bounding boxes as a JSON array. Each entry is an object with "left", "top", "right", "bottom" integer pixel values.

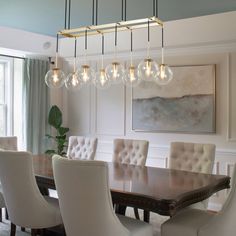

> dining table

[{"left": 33, "top": 154, "right": 230, "bottom": 222}]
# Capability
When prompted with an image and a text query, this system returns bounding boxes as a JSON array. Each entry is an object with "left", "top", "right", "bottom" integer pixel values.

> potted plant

[{"left": 45, "top": 105, "right": 69, "bottom": 156}]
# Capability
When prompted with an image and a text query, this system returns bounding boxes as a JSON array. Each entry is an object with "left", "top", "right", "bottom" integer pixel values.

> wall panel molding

[
  {"left": 228, "top": 53, "right": 236, "bottom": 141},
  {"left": 95, "top": 84, "right": 126, "bottom": 136}
]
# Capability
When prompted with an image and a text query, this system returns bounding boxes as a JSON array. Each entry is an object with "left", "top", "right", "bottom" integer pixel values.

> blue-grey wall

[{"left": 0, "top": 0, "right": 236, "bottom": 36}]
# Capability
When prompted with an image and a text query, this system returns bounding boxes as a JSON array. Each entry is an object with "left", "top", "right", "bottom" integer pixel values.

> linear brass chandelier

[{"left": 45, "top": 0, "right": 173, "bottom": 90}]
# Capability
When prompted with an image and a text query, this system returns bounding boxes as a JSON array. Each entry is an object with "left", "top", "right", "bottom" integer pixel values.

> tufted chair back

[
  {"left": 0, "top": 136, "right": 17, "bottom": 151},
  {"left": 169, "top": 142, "right": 215, "bottom": 174},
  {"left": 112, "top": 139, "right": 149, "bottom": 166},
  {"left": 67, "top": 136, "right": 98, "bottom": 160}
]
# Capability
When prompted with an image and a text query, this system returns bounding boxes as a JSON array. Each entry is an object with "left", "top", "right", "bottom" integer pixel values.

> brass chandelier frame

[{"left": 58, "top": 16, "right": 163, "bottom": 38}]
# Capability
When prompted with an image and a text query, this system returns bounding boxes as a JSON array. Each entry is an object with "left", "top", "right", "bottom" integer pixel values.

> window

[
  {"left": 0, "top": 59, "right": 10, "bottom": 136},
  {"left": 0, "top": 56, "right": 24, "bottom": 148},
  {"left": 0, "top": 63, "right": 4, "bottom": 135}
]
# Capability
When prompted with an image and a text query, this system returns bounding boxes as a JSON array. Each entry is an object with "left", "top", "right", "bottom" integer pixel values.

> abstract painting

[{"left": 132, "top": 65, "right": 215, "bottom": 133}]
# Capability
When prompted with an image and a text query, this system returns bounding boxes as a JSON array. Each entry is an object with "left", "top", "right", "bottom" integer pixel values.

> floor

[{"left": 0, "top": 208, "right": 168, "bottom": 236}]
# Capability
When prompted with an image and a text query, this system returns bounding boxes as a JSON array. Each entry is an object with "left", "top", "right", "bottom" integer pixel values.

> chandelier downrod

[{"left": 64, "top": 0, "right": 71, "bottom": 29}]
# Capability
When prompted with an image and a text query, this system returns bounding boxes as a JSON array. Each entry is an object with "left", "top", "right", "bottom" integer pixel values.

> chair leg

[
  {"left": 115, "top": 204, "right": 127, "bottom": 215},
  {"left": 0, "top": 208, "right": 2, "bottom": 222},
  {"left": 10, "top": 223, "right": 16, "bottom": 236},
  {"left": 31, "top": 229, "right": 38, "bottom": 236},
  {"left": 5, "top": 208, "right": 9, "bottom": 220},
  {"left": 40, "top": 228, "right": 45, "bottom": 236},
  {"left": 134, "top": 207, "right": 140, "bottom": 220},
  {"left": 143, "top": 210, "right": 150, "bottom": 223},
  {"left": 63, "top": 227, "right": 66, "bottom": 236}
]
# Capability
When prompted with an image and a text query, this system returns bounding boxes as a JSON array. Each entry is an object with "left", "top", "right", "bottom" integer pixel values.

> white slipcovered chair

[
  {"left": 0, "top": 136, "right": 18, "bottom": 222},
  {"left": 113, "top": 138, "right": 149, "bottom": 221},
  {"left": 0, "top": 151, "right": 62, "bottom": 236},
  {"left": 169, "top": 141, "right": 216, "bottom": 209},
  {"left": 52, "top": 155, "right": 153, "bottom": 236},
  {"left": 67, "top": 136, "right": 98, "bottom": 160},
  {"left": 161, "top": 164, "right": 236, "bottom": 236}
]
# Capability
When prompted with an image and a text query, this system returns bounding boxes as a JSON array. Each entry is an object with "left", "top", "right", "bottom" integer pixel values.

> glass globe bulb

[
  {"left": 123, "top": 66, "right": 140, "bottom": 87},
  {"left": 105, "top": 62, "right": 125, "bottom": 84},
  {"left": 137, "top": 58, "right": 159, "bottom": 81},
  {"left": 155, "top": 64, "right": 173, "bottom": 85},
  {"left": 94, "top": 69, "right": 111, "bottom": 89},
  {"left": 78, "top": 65, "right": 95, "bottom": 85},
  {"left": 45, "top": 68, "right": 65, "bottom": 88},
  {"left": 65, "top": 72, "right": 84, "bottom": 91}
]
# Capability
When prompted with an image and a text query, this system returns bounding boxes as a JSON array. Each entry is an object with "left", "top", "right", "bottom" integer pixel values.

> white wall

[
  {"left": 0, "top": 26, "right": 56, "bottom": 56},
  {"left": 0, "top": 27, "right": 66, "bottom": 110},
  {"left": 61, "top": 11, "right": 236, "bottom": 210}
]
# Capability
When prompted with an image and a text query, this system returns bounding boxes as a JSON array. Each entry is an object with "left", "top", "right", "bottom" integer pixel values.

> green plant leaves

[
  {"left": 48, "top": 105, "right": 62, "bottom": 129},
  {"left": 45, "top": 105, "right": 70, "bottom": 156},
  {"left": 45, "top": 150, "right": 57, "bottom": 155},
  {"left": 59, "top": 127, "right": 70, "bottom": 135}
]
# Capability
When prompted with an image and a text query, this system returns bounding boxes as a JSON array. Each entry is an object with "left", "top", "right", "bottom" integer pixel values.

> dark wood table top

[{"left": 33, "top": 155, "right": 230, "bottom": 216}]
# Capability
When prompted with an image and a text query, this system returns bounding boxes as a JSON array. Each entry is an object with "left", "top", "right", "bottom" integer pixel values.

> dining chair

[
  {"left": 161, "top": 164, "right": 236, "bottom": 236},
  {"left": 113, "top": 138, "right": 149, "bottom": 221},
  {"left": 52, "top": 155, "right": 153, "bottom": 236},
  {"left": 0, "top": 151, "right": 62, "bottom": 236},
  {"left": 169, "top": 141, "right": 216, "bottom": 209},
  {"left": 113, "top": 138, "right": 149, "bottom": 166},
  {"left": 0, "top": 136, "right": 18, "bottom": 151},
  {"left": 0, "top": 136, "right": 18, "bottom": 222},
  {"left": 67, "top": 136, "right": 98, "bottom": 160}
]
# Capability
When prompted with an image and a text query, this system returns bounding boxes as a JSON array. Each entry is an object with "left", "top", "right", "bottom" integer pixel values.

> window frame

[{"left": 0, "top": 56, "right": 14, "bottom": 136}]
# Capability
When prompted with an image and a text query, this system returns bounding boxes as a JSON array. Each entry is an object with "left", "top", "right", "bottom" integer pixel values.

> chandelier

[{"left": 45, "top": 0, "right": 173, "bottom": 90}]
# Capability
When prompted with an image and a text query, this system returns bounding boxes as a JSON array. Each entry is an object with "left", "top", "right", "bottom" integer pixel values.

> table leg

[{"left": 115, "top": 204, "right": 127, "bottom": 215}]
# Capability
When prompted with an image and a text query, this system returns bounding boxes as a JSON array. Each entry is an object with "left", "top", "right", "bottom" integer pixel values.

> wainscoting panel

[
  {"left": 67, "top": 85, "right": 91, "bottom": 135},
  {"left": 95, "top": 84, "right": 126, "bottom": 136},
  {"left": 228, "top": 53, "right": 236, "bottom": 141}
]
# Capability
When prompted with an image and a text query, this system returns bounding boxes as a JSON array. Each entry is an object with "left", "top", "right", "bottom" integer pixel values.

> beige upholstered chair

[
  {"left": 169, "top": 142, "right": 216, "bottom": 209},
  {"left": 161, "top": 164, "right": 236, "bottom": 236},
  {"left": 169, "top": 142, "right": 215, "bottom": 174},
  {"left": 0, "top": 136, "right": 17, "bottom": 151},
  {"left": 113, "top": 138, "right": 149, "bottom": 221},
  {"left": 113, "top": 138, "right": 149, "bottom": 166},
  {"left": 67, "top": 136, "right": 98, "bottom": 160},
  {"left": 53, "top": 155, "right": 153, "bottom": 236},
  {"left": 0, "top": 151, "right": 62, "bottom": 236},
  {"left": 0, "top": 136, "right": 18, "bottom": 222}
]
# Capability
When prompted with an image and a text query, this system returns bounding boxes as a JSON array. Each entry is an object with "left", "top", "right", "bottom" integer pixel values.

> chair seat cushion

[
  {"left": 117, "top": 214, "right": 153, "bottom": 236},
  {"left": 161, "top": 209, "right": 213, "bottom": 236}
]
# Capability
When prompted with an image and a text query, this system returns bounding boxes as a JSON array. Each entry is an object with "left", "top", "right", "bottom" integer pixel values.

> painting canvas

[{"left": 132, "top": 65, "right": 215, "bottom": 133}]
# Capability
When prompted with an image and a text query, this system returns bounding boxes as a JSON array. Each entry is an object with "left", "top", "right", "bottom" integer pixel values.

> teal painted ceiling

[{"left": 1, "top": 0, "right": 236, "bottom": 36}]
